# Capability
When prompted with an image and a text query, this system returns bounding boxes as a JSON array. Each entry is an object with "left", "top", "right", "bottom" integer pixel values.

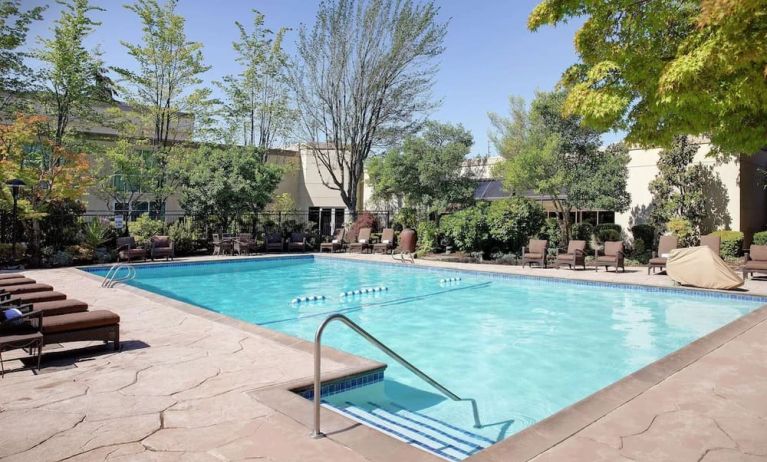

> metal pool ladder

[
  {"left": 311, "top": 313, "right": 480, "bottom": 438},
  {"left": 101, "top": 263, "right": 136, "bottom": 288}
]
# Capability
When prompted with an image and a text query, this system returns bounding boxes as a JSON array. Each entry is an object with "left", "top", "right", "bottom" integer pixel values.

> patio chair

[
  {"left": 700, "top": 234, "right": 721, "bottom": 256},
  {"left": 287, "top": 232, "right": 307, "bottom": 252},
  {"left": 373, "top": 228, "right": 396, "bottom": 254},
  {"left": 212, "top": 234, "right": 233, "bottom": 256},
  {"left": 555, "top": 240, "right": 587, "bottom": 270},
  {"left": 320, "top": 229, "right": 346, "bottom": 253},
  {"left": 0, "top": 305, "right": 43, "bottom": 377},
  {"left": 348, "top": 228, "right": 373, "bottom": 253},
  {"left": 595, "top": 241, "right": 625, "bottom": 272},
  {"left": 234, "top": 233, "right": 255, "bottom": 255},
  {"left": 522, "top": 239, "right": 548, "bottom": 268},
  {"left": 648, "top": 235, "right": 678, "bottom": 274},
  {"left": 742, "top": 245, "right": 767, "bottom": 279},
  {"left": 265, "top": 231, "right": 284, "bottom": 252},
  {"left": 116, "top": 237, "right": 146, "bottom": 262},
  {"left": 149, "top": 236, "right": 174, "bottom": 261}
]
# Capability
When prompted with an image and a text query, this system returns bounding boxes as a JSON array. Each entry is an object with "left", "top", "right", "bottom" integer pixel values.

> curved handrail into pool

[
  {"left": 312, "top": 313, "right": 480, "bottom": 438},
  {"left": 101, "top": 263, "right": 136, "bottom": 288},
  {"left": 392, "top": 251, "right": 414, "bottom": 264}
]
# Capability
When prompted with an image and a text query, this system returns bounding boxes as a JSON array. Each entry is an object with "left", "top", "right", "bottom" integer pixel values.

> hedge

[
  {"left": 753, "top": 231, "right": 767, "bottom": 246},
  {"left": 711, "top": 230, "right": 744, "bottom": 258}
]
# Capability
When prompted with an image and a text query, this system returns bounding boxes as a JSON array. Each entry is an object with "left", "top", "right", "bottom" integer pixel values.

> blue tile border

[
  {"left": 297, "top": 368, "right": 384, "bottom": 400},
  {"left": 77, "top": 254, "right": 313, "bottom": 273}
]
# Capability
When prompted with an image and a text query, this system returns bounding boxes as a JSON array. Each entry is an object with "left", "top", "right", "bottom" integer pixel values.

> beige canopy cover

[{"left": 666, "top": 246, "right": 744, "bottom": 290}]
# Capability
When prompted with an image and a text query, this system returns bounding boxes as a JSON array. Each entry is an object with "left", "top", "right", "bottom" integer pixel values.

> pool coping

[{"left": 75, "top": 254, "right": 767, "bottom": 461}]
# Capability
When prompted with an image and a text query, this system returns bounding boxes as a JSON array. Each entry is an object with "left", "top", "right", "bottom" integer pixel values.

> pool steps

[{"left": 323, "top": 399, "right": 492, "bottom": 461}]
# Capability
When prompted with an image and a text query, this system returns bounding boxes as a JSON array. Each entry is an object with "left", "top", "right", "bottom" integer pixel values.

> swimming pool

[{"left": 85, "top": 256, "right": 766, "bottom": 460}]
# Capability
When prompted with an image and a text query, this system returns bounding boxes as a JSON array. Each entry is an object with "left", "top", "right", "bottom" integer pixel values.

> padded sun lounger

[
  {"left": 1, "top": 299, "right": 88, "bottom": 317},
  {"left": 0, "top": 283, "right": 53, "bottom": 294},
  {"left": 0, "top": 277, "right": 35, "bottom": 287},
  {"left": 41, "top": 310, "right": 120, "bottom": 350},
  {"left": 0, "top": 273, "right": 24, "bottom": 280},
  {"left": 6, "top": 291, "right": 67, "bottom": 304}
]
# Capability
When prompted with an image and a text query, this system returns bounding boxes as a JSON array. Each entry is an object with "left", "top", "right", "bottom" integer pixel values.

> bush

[
  {"left": 712, "top": 230, "right": 744, "bottom": 258},
  {"left": 168, "top": 219, "right": 200, "bottom": 256},
  {"left": 350, "top": 211, "right": 379, "bottom": 238},
  {"left": 129, "top": 215, "right": 165, "bottom": 246},
  {"left": 752, "top": 231, "right": 767, "bottom": 246},
  {"left": 416, "top": 221, "right": 439, "bottom": 256},
  {"left": 597, "top": 228, "right": 622, "bottom": 243},
  {"left": 439, "top": 204, "right": 490, "bottom": 253},
  {"left": 630, "top": 224, "right": 655, "bottom": 263},
  {"left": 80, "top": 219, "right": 113, "bottom": 254},
  {"left": 393, "top": 207, "right": 417, "bottom": 231},
  {"left": 667, "top": 218, "right": 695, "bottom": 247},
  {"left": 537, "top": 217, "right": 562, "bottom": 251},
  {"left": 486, "top": 197, "right": 546, "bottom": 254},
  {"left": 595, "top": 223, "right": 622, "bottom": 235},
  {"left": 571, "top": 222, "right": 594, "bottom": 242}
]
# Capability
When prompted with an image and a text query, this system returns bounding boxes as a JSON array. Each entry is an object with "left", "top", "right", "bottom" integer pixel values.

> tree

[
  {"left": 0, "top": 0, "right": 45, "bottom": 115},
  {"left": 216, "top": 10, "right": 294, "bottom": 153},
  {"left": 0, "top": 114, "right": 92, "bottom": 263},
  {"left": 290, "top": 0, "right": 447, "bottom": 217},
  {"left": 180, "top": 146, "right": 283, "bottom": 233},
  {"left": 36, "top": 0, "right": 110, "bottom": 147},
  {"left": 113, "top": 0, "right": 215, "bottom": 213},
  {"left": 491, "top": 90, "right": 630, "bottom": 242},
  {"left": 648, "top": 136, "right": 731, "bottom": 237},
  {"left": 528, "top": 0, "right": 767, "bottom": 154},
  {"left": 92, "top": 139, "right": 156, "bottom": 216},
  {"left": 367, "top": 121, "right": 477, "bottom": 216}
]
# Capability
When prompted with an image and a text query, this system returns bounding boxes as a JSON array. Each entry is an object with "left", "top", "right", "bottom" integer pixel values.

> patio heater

[{"left": 5, "top": 179, "right": 25, "bottom": 266}]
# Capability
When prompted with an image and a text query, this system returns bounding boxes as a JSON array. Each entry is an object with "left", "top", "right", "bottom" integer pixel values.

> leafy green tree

[
  {"left": 35, "top": 0, "right": 111, "bottom": 146},
  {"left": 648, "top": 136, "right": 731, "bottom": 237},
  {"left": 114, "top": 0, "right": 215, "bottom": 213},
  {"left": 491, "top": 90, "right": 630, "bottom": 242},
  {"left": 92, "top": 139, "right": 156, "bottom": 215},
  {"left": 180, "top": 146, "right": 283, "bottom": 233},
  {"left": 486, "top": 197, "right": 546, "bottom": 254},
  {"left": 216, "top": 10, "right": 294, "bottom": 152},
  {"left": 367, "top": 121, "right": 477, "bottom": 216},
  {"left": 528, "top": 0, "right": 767, "bottom": 154},
  {"left": 291, "top": 0, "right": 448, "bottom": 217},
  {"left": 0, "top": 0, "right": 44, "bottom": 115}
]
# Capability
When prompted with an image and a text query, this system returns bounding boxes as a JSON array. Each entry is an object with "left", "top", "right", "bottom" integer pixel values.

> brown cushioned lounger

[
  {"left": 41, "top": 310, "right": 120, "bottom": 350},
  {"left": 0, "top": 277, "right": 35, "bottom": 287},
  {"left": 0, "top": 273, "right": 24, "bottom": 280},
  {"left": 7, "top": 291, "right": 67, "bottom": 304},
  {"left": 30, "top": 299, "right": 88, "bottom": 316},
  {"left": 1, "top": 283, "right": 53, "bottom": 294}
]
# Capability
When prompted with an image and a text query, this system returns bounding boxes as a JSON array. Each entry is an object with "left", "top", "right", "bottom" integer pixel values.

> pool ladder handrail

[
  {"left": 101, "top": 263, "right": 136, "bottom": 288},
  {"left": 312, "top": 313, "right": 480, "bottom": 438},
  {"left": 392, "top": 251, "right": 414, "bottom": 264}
]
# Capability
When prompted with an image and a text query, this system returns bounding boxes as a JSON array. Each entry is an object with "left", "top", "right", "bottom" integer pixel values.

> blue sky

[{"left": 24, "top": 0, "right": 608, "bottom": 154}]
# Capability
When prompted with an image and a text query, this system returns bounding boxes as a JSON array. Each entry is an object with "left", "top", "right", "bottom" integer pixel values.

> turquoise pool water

[{"left": 86, "top": 256, "right": 764, "bottom": 457}]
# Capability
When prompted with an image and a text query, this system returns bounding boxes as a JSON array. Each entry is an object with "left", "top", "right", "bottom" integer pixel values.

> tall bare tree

[
  {"left": 216, "top": 10, "right": 293, "bottom": 155},
  {"left": 290, "top": 0, "right": 447, "bottom": 217}
]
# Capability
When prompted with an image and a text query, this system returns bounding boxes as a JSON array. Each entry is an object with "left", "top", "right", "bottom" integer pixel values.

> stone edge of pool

[{"left": 73, "top": 255, "right": 767, "bottom": 462}]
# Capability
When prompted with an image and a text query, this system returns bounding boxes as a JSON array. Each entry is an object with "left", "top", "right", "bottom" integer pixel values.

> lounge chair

[
  {"left": 555, "top": 240, "right": 587, "bottom": 269},
  {"left": 320, "top": 229, "right": 346, "bottom": 253},
  {"left": 41, "top": 310, "right": 120, "bottom": 351},
  {"left": 0, "top": 283, "right": 54, "bottom": 295},
  {"left": 287, "top": 232, "right": 307, "bottom": 252},
  {"left": 212, "top": 234, "right": 233, "bottom": 256},
  {"left": 0, "top": 277, "right": 35, "bottom": 287},
  {"left": 1, "top": 289, "right": 66, "bottom": 304},
  {"left": 234, "top": 233, "right": 255, "bottom": 255},
  {"left": 648, "top": 235, "right": 678, "bottom": 274},
  {"left": 700, "top": 234, "right": 721, "bottom": 256},
  {"left": 1, "top": 297, "right": 88, "bottom": 317},
  {"left": 742, "top": 245, "right": 767, "bottom": 279},
  {"left": 149, "top": 236, "right": 174, "bottom": 261},
  {"left": 265, "top": 231, "right": 284, "bottom": 252},
  {"left": 117, "top": 237, "right": 146, "bottom": 262},
  {"left": 373, "top": 228, "right": 396, "bottom": 254},
  {"left": 595, "top": 241, "right": 625, "bottom": 272},
  {"left": 522, "top": 239, "right": 548, "bottom": 268},
  {"left": 0, "top": 273, "right": 25, "bottom": 280},
  {"left": 0, "top": 306, "right": 42, "bottom": 376},
  {"left": 348, "top": 228, "right": 373, "bottom": 253}
]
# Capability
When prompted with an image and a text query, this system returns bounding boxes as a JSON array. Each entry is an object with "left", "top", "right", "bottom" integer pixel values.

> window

[{"left": 114, "top": 200, "right": 165, "bottom": 221}]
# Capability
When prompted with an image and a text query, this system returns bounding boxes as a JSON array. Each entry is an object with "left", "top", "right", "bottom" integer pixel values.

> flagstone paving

[{"left": 1, "top": 254, "right": 766, "bottom": 462}]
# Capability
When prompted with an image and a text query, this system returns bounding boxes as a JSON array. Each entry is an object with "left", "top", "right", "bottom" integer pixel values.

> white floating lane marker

[
  {"left": 439, "top": 277, "right": 462, "bottom": 284},
  {"left": 340, "top": 287, "right": 388, "bottom": 298},
  {"left": 291, "top": 295, "right": 327, "bottom": 304}
]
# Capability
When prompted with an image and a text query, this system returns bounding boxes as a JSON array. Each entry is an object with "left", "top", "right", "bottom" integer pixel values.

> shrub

[
  {"left": 537, "top": 217, "right": 562, "bottom": 251},
  {"left": 712, "top": 230, "right": 744, "bottom": 258},
  {"left": 667, "top": 218, "right": 695, "bottom": 247},
  {"left": 80, "top": 219, "right": 113, "bottom": 254},
  {"left": 570, "top": 222, "right": 594, "bottom": 242},
  {"left": 597, "top": 228, "right": 622, "bottom": 243},
  {"left": 752, "top": 231, "right": 767, "bottom": 246},
  {"left": 52, "top": 250, "right": 74, "bottom": 267},
  {"left": 393, "top": 207, "right": 417, "bottom": 231},
  {"left": 168, "top": 219, "right": 200, "bottom": 256},
  {"left": 349, "top": 211, "right": 379, "bottom": 238},
  {"left": 630, "top": 224, "right": 655, "bottom": 263},
  {"left": 129, "top": 215, "right": 165, "bottom": 246},
  {"left": 595, "top": 223, "right": 622, "bottom": 234},
  {"left": 486, "top": 197, "right": 546, "bottom": 254},
  {"left": 439, "top": 204, "right": 490, "bottom": 253},
  {"left": 416, "top": 221, "right": 439, "bottom": 256}
]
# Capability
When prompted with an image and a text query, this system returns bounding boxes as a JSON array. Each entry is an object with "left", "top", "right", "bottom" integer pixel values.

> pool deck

[{"left": 1, "top": 253, "right": 766, "bottom": 462}]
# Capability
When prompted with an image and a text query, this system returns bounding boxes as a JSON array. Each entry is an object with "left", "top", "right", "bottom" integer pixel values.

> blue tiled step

[{"left": 322, "top": 400, "right": 492, "bottom": 461}]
